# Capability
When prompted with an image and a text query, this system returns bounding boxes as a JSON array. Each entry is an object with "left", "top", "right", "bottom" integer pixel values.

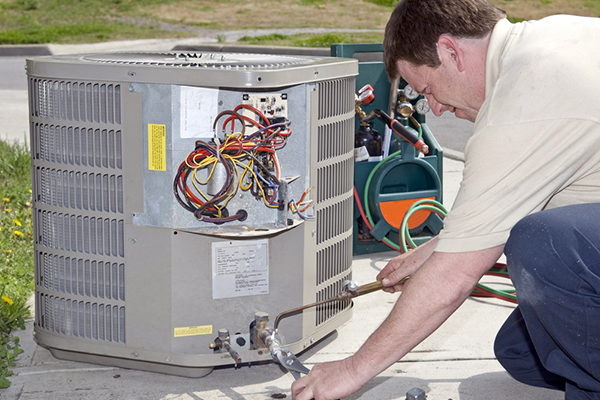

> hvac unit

[{"left": 27, "top": 51, "right": 358, "bottom": 376}]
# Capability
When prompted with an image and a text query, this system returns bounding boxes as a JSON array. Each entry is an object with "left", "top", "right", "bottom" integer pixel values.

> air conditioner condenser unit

[{"left": 27, "top": 51, "right": 358, "bottom": 377}]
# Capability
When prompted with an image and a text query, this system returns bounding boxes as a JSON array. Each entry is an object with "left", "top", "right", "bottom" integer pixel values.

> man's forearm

[{"left": 351, "top": 245, "right": 504, "bottom": 383}]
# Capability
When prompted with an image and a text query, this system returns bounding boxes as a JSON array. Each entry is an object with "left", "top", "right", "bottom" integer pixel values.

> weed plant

[{"left": 0, "top": 139, "right": 34, "bottom": 388}]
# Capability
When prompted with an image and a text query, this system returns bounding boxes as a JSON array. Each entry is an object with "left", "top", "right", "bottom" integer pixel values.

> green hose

[
  {"left": 399, "top": 199, "right": 447, "bottom": 253},
  {"left": 363, "top": 149, "right": 404, "bottom": 251}
]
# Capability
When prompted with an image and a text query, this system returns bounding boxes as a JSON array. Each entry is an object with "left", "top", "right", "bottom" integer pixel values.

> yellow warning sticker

[
  {"left": 148, "top": 124, "right": 166, "bottom": 171},
  {"left": 174, "top": 325, "right": 213, "bottom": 338}
]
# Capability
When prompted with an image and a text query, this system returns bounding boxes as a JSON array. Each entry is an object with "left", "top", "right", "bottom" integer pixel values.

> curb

[
  {"left": 172, "top": 43, "right": 331, "bottom": 57},
  {"left": 0, "top": 44, "right": 51, "bottom": 56},
  {"left": 443, "top": 148, "right": 465, "bottom": 162}
]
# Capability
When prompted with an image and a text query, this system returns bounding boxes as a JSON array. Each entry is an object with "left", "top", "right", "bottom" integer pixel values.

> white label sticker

[
  {"left": 180, "top": 86, "right": 219, "bottom": 139},
  {"left": 212, "top": 240, "right": 269, "bottom": 299}
]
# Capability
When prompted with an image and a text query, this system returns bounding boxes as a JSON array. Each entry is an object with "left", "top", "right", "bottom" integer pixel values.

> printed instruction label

[
  {"left": 180, "top": 86, "right": 219, "bottom": 139},
  {"left": 174, "top": 325, "right": 213, "bottom": 338},
  {"left": 148, "top": 123, "right": 166, "bottom": 171},
  {"left": 212, "top": 239, "right": 269, "bottom": 299}
]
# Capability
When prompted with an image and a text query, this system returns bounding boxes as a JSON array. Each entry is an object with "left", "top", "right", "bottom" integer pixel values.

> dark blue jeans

[{"left": 495, "top": 204, "right": 600, "bottom": 400}]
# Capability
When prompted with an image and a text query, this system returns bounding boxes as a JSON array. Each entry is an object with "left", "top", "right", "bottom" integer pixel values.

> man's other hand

[{"left": 291, "top": 357, "right": 364, "bottom": 400}]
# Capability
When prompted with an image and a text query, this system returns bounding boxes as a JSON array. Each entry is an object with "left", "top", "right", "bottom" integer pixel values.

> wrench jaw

[
  {"left": 274, "top": 348, "right": 310, "bottom": 380},
  {"left": 258, "top": 328, "right": 311, "bottom": 380}
]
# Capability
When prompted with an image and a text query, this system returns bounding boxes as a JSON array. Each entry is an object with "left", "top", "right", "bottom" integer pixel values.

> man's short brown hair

[{"left": 384, "top": 0, "right": 505, "bottom": 79}]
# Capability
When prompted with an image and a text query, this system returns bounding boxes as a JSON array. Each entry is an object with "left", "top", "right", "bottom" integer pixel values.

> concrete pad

[{"left": 6, "top": 263, "right": 562, "bottom": 400}]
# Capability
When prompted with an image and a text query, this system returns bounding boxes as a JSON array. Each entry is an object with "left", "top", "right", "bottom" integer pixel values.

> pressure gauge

[
  {"left": 403, "top": 84, "right": 419, "bottom": 100},
  {"left": 415, "top": 98, "right": 430, "bottom": 115}
]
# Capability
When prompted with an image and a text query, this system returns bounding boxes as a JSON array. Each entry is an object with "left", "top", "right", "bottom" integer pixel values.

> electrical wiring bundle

[{"left": 173, "top": 105, "right": 313, "bottom": 224}]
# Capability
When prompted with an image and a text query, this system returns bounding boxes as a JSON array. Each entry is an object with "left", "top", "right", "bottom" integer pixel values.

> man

[{"left": 291, "top": 0, "right": 600, "bottom": 399}]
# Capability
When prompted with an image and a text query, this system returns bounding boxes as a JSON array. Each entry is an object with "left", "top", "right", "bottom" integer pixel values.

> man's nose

[{"left": 426, "top": 94, "right": 448, "bottom": 116}]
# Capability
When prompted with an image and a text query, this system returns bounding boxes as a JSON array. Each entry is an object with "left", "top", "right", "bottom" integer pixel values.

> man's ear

[{"left": 437, "top": 35, "right": 465, "bottom": 72}]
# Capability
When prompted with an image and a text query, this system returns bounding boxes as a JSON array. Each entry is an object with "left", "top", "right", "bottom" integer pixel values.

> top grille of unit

[{"left": 81, "top": 52, "right": 316, "bottom": 70}]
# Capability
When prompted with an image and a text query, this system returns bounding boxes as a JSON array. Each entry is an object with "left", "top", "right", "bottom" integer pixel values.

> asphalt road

[{"left": 2, "top": 56, "right": 28, "bottom": 90}]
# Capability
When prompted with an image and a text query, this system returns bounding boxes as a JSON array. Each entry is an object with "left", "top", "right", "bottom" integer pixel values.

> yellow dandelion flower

[
  {"left": 29, "top": 189, "right": 32, "bottom": 194},
  {"left": 2, "top": 296, "right": 13, "bottom": 305},
  {"left": 4, "top": 250, "right": 12, "bottom": 254},
  {"left": 6, "top": 208, "right": 11, "bottom": 212},
  {"left": 2, "top": 198, "right": 9, "bottom": 203},
  {"left": 14, "top": 230, "right": 23, "bottom": 236},
  {"left": 13, "top": 219, "right": 21, "bottom": 226}
]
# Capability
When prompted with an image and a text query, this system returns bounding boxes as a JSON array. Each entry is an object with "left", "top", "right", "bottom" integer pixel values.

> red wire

[
  {"left": 234, "top": 104, "right": 271, "bottom": 127},
  {"left": 223, "top": 114, "right": 265, "bottom": 133}
]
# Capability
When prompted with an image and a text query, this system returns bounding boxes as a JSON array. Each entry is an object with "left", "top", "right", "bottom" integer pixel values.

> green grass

[
  {"left": 0, "top": 23, "right": 114, "bottom": 44},
  {"left": 585, "top": 0, "right": 600, "bottom": 16},
  {"left": 0, "top": 139, "right": 34, "bottom": 388},
  {"left": 0, "top": 0, "right": 598, "bottom": 45},
  {"left": 363, "top": 0, "right": 397, "bottom": 6},
  {"left": 0, "top": 0, "right": 193, "bottom": 44},
  {"left": 238, "top": 32, "right": 385, "bottom": 47}
]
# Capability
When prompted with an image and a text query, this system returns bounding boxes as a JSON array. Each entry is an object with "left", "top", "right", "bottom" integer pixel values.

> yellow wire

[
  {"left": 216, "top": 154, "right": 240, "bottom": 209},
  {"left": 236, "top": 158, "right": 254, "bottom": 191},
  {"left": 183, "top": 131, "right": 282, "bottom": 215}
]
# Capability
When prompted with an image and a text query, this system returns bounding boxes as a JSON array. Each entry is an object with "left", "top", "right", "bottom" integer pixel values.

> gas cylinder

[{"left": 354, "top": 124, "right": 382, "bottom": 158}]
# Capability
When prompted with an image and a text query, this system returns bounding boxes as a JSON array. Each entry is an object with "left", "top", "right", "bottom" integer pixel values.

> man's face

[{"left": 397, "top": 59, "right": 482, "bottom": 123}]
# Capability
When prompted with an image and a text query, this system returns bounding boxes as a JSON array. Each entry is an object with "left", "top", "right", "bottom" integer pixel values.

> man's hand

[
  {"left": 290, "top": 241, "right": 505, "bottom": 400},
  {"left": 291, "top": 357, "right": 364, "bottom": 400},
  {"left": 377, "top": 236, "right": 439, "bottom": 293}
]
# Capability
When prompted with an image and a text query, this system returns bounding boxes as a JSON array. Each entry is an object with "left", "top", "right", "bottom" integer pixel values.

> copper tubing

[
  {"left": 339, "top": 280, "right": 383, "bottom": 299},
  {"left": 223, "top": 342, "right": 242, "bottom": 364},
  {"left": 273, "top": 297, "right": 339, "bottom": 332},
  {"left": 273, "top": 277, "right": 409, "bottom": 332}
]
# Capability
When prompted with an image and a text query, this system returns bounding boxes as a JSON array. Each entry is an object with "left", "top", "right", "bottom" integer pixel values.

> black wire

[{"left": 173, "top": 113, "right": 289, "bottom": 224}]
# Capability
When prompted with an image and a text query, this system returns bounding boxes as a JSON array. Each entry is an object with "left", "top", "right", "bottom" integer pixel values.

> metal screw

[{"left": 128, "top": 71, "right": 136, "bottom": 76}]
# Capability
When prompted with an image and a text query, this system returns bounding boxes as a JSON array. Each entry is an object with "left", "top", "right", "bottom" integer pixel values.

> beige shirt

[{"left": 436, "top": 16, "right": 600, "bottom": 253}]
